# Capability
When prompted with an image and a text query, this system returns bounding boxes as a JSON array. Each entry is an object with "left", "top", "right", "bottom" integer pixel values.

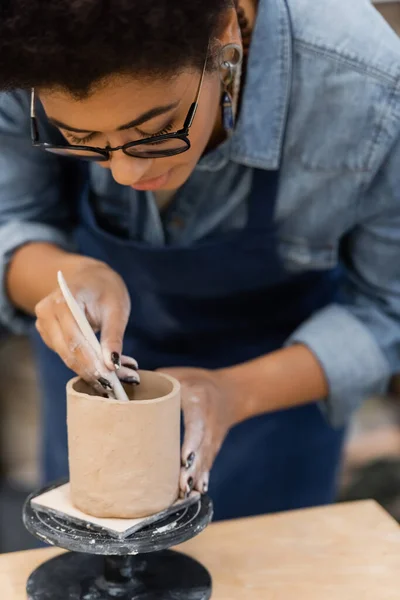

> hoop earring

[{"left": 219, "top": 43, "right": 243, "bottom": 135}]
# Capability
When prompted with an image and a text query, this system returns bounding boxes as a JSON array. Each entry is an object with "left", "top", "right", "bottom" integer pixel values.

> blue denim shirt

[{"left": 1, "top": 0, "right": 400, "bottom": 426}]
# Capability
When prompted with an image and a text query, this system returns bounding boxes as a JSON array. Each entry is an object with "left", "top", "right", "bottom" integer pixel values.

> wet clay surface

[{"left": 67, "top": 371, "right": 181, "bottom": 519}]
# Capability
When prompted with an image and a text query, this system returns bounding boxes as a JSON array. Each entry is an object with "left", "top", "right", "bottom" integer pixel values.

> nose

[{"left": 107, "top": 151, "right": 153, "bottom": 187}]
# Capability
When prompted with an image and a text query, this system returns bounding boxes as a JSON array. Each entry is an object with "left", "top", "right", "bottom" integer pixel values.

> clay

[
  {"left": 31, "top": 483, "right": 200, "bottom": 539},
  {"left": 66, "top": 371, "right": 181, "bottom": 519}
]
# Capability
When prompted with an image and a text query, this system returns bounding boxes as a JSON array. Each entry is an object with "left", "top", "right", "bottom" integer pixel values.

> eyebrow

[{"left": 47, "top": 102, "right": 180, "bottom": 134}]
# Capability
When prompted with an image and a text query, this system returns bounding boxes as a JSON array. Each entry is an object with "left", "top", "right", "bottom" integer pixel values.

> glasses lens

[
  {"left": 44, "top": 146, "right": 108, "bottom": 162},
  {"left": 125, "top": 137, "right": 189, "bottom": 158}
]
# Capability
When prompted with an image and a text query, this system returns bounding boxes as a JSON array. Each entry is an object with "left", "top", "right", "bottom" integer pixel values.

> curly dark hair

[{"left": 0, "top": 0, "right": 235, "bottom": 96}]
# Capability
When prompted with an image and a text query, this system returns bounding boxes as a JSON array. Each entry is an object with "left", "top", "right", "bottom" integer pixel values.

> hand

[
  {"left": 35, "top": 258, "right": 140, "bottom": 394},
  {"left": 157, "top": 367, "right": 243, "bottom": 497}
]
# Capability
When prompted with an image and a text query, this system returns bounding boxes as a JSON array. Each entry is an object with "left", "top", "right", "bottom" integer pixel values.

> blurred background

[{"left": 1, "top": 1, "right": 400, "bottom": 554}]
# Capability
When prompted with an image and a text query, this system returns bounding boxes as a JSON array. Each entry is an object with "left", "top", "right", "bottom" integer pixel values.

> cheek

[
  {"left": 196, "top": 100, "right": 219, "bottom": 142},
  {"left": 162, "top": 113, "right": 219, "bottom": 188},
  {"left": 190, "top": 87, "right": 221, "bottom": 155}
]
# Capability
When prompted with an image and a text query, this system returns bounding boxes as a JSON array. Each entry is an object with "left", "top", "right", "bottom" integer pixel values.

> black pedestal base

[{"left": 27, "top": 550, "right": 212, "bottom": 600}]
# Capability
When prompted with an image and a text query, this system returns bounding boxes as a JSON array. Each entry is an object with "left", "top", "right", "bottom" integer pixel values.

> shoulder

[
  {"left": 286, "top": 0, "right": 400, "bottom": 82},
  {"left": 0, "top": 90, "right": 30, "bottom": 126},
  {"left": 0, "top": 89, "right": 63, "bottom": 145},
  {"left": 281, "top": 0, "right": 400, "bottom": 173}
]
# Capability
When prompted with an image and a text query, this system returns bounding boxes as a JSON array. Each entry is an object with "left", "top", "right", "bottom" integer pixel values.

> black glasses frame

[{"left": 30, "top": 54, "right": 208, "bottom": 161}]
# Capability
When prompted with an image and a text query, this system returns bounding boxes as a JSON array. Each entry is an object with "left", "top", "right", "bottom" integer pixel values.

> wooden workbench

[{"left": 1, "top": 500, "right": 399, "bottom": 599}]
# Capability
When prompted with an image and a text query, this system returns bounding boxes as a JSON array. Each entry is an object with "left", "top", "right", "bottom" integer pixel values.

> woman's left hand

[{"left": 157, "top": 366, "right": 243, "bottom": 497}]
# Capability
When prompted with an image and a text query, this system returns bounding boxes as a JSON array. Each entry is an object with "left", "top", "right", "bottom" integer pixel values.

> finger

[
  {"left": 156, "top": 370, "right": 208, "bottom": 495},
  {"left": 190, "top": 439, "right": 210, "bottom": 495},
  {"left": 193, "top": 432, "right": 222, "bottom": 494},
  {"left": 100, "top": 300, "right": 130, "bottom": 371},
  {"left": 35, "top": 318, "right": 59, "bottom": 353},
  {"left": 179, "top": 423, "right": 204, "bottom": 497},
  {"left": 179, "top": 449, "right": 197, "bottom": 492},
  {"left": 111, "top": 352, "right": 121, "bottom": 370},
  {"left": 121, "top": 355, "right": 139, "bottom": 370},
  {"left": 157, "top": 371, "right": 206, "bottom": 462},
  {"left": 180, "top": 397, "right": 208, "bottom": 496},
  {"left": 181, "top": 385, "right": 207, "bottom": 461},
  {"left": 202, "top": 434, "right": 223, "bottom": 476},
  {"left": 181, "top": 457, "right": 211, "bottom": 498},
  {"left": 196, "top": 471, "right": 210, "bottom": 495},
  {"left": 36, "top": 314, "right": 106, "bottom": 396},
  {"left": 117, "top": 365, "right": 140, "bottom": 385},
  {"left": 185, "top": 476, "right": 195, "bottom": 499},
  {"left": 193, "top": 445, "right": 213, "bottom": 494},
  {"left": 182, "top": 416, "right": 205, "bottom": 471},
  {"left": 183, "top": 451, "right": 196, "bottom": 471},
  {"left": 179, "top": 465, "right": 200, "bottom": 499},
  {"left": 178, "top": 466, "right": 195, "bottom": 499},
  {"left": 36, "top": 304, "right": 72, "bottom": 359},
  {"left": 54, "top": 300, "right": 113, "bottom": 386}
]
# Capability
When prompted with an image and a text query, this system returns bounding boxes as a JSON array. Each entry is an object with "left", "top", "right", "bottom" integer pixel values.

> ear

[{"left": 216, "top": 7, "right": 242, "bottom": 49}]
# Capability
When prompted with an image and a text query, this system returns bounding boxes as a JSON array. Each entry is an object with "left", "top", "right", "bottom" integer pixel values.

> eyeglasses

[{"left": 30, "top": 55, "right": 208, "bottom": 161}]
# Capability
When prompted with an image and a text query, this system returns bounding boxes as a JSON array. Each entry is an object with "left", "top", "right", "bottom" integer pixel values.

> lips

[{"left": 131, "top": 171, "right": 170, "bottom": 191}]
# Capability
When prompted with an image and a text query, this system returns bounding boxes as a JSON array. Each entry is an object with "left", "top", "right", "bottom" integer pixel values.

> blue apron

[{"left": 32, "top": 168, "right": 345, "bottom": 521}]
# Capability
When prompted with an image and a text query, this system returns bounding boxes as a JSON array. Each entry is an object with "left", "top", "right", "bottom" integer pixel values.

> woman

[{"left": 0, "top": 0, "right": 399, "bottom": 521}]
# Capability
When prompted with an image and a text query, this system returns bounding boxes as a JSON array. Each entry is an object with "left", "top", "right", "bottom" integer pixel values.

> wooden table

[{"left": 1, "top": 500, "right": 400, "bottom": 599}]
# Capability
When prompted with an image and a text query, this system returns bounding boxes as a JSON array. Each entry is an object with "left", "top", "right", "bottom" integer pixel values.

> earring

[{"left": 219, "top": 43, "right": 243, "bottom": 135}]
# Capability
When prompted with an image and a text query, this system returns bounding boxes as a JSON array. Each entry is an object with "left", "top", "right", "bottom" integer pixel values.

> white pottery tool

[{"left": 57, "top": 270, "right": 129, "bottom": 402}]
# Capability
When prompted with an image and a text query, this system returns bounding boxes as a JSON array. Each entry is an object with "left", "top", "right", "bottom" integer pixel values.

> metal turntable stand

[{"left": 23, "top": 481, "right": 213, "bottom": 600}]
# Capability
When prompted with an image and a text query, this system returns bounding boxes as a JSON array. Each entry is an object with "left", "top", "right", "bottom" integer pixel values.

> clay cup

[{"left": 66, "top": 370, "right": 181, "bottom": 519}]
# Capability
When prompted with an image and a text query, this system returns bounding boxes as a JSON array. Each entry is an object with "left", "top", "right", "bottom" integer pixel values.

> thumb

[{"left": 100, "top": 301, "right": 130, "bottom": 371}]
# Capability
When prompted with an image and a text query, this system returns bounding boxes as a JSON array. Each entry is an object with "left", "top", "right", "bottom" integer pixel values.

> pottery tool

[
  {"left": 23, "top": 479, "right": 213, "bottom": 600},
  {"left": 57, "top": 270, "right": 129, "bottom": 402}
]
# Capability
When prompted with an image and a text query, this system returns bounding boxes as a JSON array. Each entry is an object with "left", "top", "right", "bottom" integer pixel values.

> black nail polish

[
  {"left": 122, "top": 362, "right": 138, "bottom": 371},
  {"left": 98, "top": 377, "right": 113, "bottom": 390},
  {"left": 120, "top": 377, "right": 140, "bottom": 385},
  {"left": 111, "top": 352, "right": 121, "bottom": 369},
  {"left": 185, "top": 478, "right": 194, "bottom": 499},
  {"left": 202, "top": 482, "right": 208, "bottom": 494},
  {"left": 185, "top": 452, "right": 195, "bottom": 470}
]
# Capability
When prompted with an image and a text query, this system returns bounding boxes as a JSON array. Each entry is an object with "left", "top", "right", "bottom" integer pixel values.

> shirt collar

[{"left": 198, "top": 0, "right": 292, "bottom": 172}]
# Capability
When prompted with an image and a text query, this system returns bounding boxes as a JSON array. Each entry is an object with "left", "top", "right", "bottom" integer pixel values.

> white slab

[{"left": 31, "top": 483, "right": 200, "bottom": 539}]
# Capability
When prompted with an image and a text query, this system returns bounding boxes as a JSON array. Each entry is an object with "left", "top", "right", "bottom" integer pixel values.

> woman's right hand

[{"left": 35, "top": 257, "right": 140, "bottom": 394}]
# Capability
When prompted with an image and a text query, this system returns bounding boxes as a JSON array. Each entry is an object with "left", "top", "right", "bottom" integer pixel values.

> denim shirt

[{"left": 1, "top": 0, "right": 400, "bottom": 426}]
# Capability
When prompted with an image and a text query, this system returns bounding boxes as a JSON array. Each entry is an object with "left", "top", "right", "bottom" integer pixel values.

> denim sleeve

[
  {"left": 287, "top": 136, "right": 400, "bottom": 427},
  {"left": 0, "top": 91, "right": 75, "bottom": 333}
]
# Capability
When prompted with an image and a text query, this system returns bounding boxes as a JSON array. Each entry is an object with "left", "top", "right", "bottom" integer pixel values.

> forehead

[{"left": 38, "top": 72, "right": 193, "bottom": 131}]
